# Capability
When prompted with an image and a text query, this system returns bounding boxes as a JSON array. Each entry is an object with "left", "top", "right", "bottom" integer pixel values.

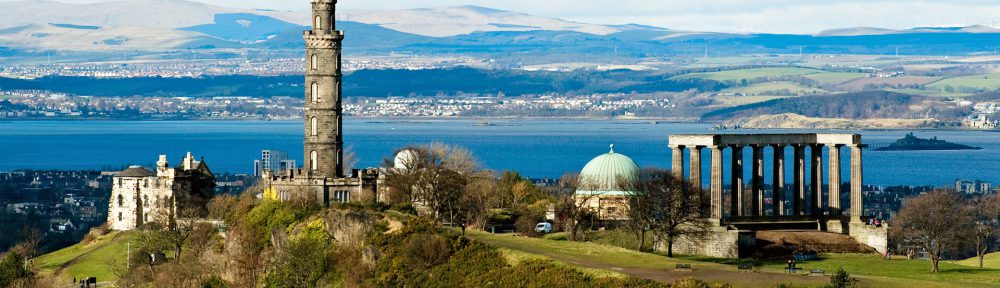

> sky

[{"left": 6, "top": 0, "right": 1000, "bottom": 34}]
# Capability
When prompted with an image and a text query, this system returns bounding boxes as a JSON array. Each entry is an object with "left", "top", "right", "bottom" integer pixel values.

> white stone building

[{"left": 107, "top": 153, "right": 215, "bottom": 231}]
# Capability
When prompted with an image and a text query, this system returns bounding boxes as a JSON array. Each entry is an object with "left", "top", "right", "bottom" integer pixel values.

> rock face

[
  {"left": 723, "top": 113, "right": 946, "bottom": 130},
  {"left": 324, "top": 209, "right": 379, "bottom": 248}
]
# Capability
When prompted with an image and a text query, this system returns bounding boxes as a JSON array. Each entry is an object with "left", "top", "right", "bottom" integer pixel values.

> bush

[
  {"left": 826, "top": 268, "right": 858, "bottom": 288},
  {"left": 514, "top": 213, "right": 543, "bottom": 238},
  {"left": 404, "top": 233, "right": 452, "bottom": 269},
  {"left": 201, "top": 275, "right": 227, "bottom": 288}
]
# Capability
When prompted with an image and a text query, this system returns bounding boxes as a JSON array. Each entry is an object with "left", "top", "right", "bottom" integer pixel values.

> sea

[{"left": 2, "top": 119, "right": 999, "bottom": 187}]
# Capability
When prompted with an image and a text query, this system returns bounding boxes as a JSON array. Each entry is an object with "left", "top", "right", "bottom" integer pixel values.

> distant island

[{"left": 874, "top": 133, "right": 982, "bottom": 151}]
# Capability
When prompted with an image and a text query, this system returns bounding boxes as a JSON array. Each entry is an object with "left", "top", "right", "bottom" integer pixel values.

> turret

[{"left": 311, "top": 0, "right": 336, "bottom": 33}]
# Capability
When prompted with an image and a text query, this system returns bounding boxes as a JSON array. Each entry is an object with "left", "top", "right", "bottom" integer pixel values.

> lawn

[
  {"left": 953, "top": 253, "right": 1000, "bottom": 269},
  {"left": 34, "top": 232, "right": 133, "bottom": 282},
  {"left": 468, "top": 230, "right": 1000, "bottom": 288},
  {"left": 927, "top": 74, "right": 1000, "bottom": 92},
  {"left": 803, "top": 72, "right": 868, "bottom": 86},
  {"left": 723, "top": 81, "right": 826, "bottom": 95},
  {"left": 670, "top": 68, "right": 822, "bottom": 82}
]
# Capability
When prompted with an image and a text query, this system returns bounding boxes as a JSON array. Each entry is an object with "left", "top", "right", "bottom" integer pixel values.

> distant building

[
  {"left": 253, "top": 150, "right": 295, "bottom": 177},
  {"left": 575, "top": 145, "right": 640, "bottom": 221},
  {"left": 956, "top": 179, "right": 993, "bottom": 194},
  {"left": 263, "top": 0, "right": 380, "bottom": 206},
  {"left": 107, "top": 153, "right": 215, "bottom": 231}
]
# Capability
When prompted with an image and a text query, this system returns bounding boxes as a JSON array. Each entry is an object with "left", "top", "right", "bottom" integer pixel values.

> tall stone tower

[{"left": 304, "top": 0, "right": 344, "bottom": 178}]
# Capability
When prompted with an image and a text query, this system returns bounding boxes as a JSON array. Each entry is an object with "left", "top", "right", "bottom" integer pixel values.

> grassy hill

[
  {"left": 34, "top": 231, "right": 132, "bottom": 283},
  {"left": 722, "top": 81, "right": 827, "bottom": 95},
  {"left": 804, "top": 72, "right": 869, "bottom": 86},
  {"left": 954, "top": 253, "right": 1000, "bottom": 269},
  {"left": 927, "top": 73, "right": 1000, "bottom": 93},
  {"left": 701, "top": 90, "right": 967, "bottom": 122}
]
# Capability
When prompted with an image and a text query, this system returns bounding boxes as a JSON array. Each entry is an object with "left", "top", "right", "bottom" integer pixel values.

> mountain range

[{"left": 1, "top": 0, "right": 1000, "bottom": 56}]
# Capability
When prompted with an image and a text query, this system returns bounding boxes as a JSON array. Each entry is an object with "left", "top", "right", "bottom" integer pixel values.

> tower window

[
  {"left": 311, "top": 54, "right": 318, "bottom": 70},
  {"left": 118, "top": 194, "right": 123, "bottom": 207},
  {"left": 310, "top": 151, "right": 319, "bottom": 171},
  {"left": 315, "top": 16, "right": 322, "bottom": 30},
  {"left": 312, "top": 83, "right": 320, "bottom": 103},
  {"left": 118, "top": 212, "right": 122, "bottom": 221},
  {"left": 311, "top": 117, "right": 318, "bottom": 136}
]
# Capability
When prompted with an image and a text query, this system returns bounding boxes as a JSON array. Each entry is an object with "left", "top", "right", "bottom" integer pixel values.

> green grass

[
  {"left": 718, "top": 95, "right": 793, "bottom": 106},
  {"left": 469, "top": 229, "right": 1000, "bottom": 288},
  {"left": 803, "top": 72, "right": 869, "bottom": 85},
  {"left": 926, "top": 74, "right": 1000, "bottom": 92},
  {"left": 496, "top": 247, "right": 628, "bottom": 278},
  {"left": 882, "top": 88, "right": 974, "bottom": 98},
  {"left": 755, "top": 254, "right": 1000, "bottom": 288},
  {"left": 723, "top": 81, "right": 826, "bottom": 95},
  {"left": 953, "top": 253, "right": 1000, "bottom": 269},
  {"left": 670, "top": 68, "right": 822, "bottom": 82},
  {"left": 35, "top": 232, "right": 134, "bottom": 282}
]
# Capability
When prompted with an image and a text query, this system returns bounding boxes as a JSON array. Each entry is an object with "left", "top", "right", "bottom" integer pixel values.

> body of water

[{"left": 2, "top": 120, "right": 998, "bottom": 187}]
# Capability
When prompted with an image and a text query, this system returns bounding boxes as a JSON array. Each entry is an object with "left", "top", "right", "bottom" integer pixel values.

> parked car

[{"left": 534, "top": 222, "right": 553, "bottom": 234}]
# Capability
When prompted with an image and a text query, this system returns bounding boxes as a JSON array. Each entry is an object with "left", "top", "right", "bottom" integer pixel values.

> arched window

[
  {"left": 144, "top": 195, "right": 149, "bottom": 207},
  {"left": 311, "top": 117, "right": 318, "bottom": 136},
  {"left": 311, "top": 54, "right": 318, "bottom": 70},
  {"left": 312, "top": 83, "right": 320, "bottom": 103},
  {"left": 310, "top": 151, "right": 318, "bottom": 171},
  {"left": 315, "top": 16, "right": 322, "bottom": 30},
  {"left": 117, "top": 194, "right": 124, "bottom": 207}
]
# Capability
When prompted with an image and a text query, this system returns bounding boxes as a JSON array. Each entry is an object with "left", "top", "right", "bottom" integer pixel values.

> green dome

[{"left": 577, "top": 145, "right": 640, "bottom": 196}]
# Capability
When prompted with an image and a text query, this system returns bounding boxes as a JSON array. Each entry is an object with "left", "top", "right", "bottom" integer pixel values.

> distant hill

[{"left": 702, "top": 91, "right": 970, "bottom": 121}]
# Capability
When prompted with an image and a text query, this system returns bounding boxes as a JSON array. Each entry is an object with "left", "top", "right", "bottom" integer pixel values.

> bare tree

[
  {"left": 382, "top": 143, "right": 480, "bottom": 224},
  {"left": 970, "top": 194, "right": 1000, "bottom": 268},
  {"left": 550, "top": 173, "right": 599, "bottom": 241},
  {"left": 461, "top": 170, "right": 499, "bottom": 229},
  {"left": 622, "top": 168, "right": 709, "bottom": 257},
  {"left": 894, "top": 190, "right": 975, "bottom": 273}
]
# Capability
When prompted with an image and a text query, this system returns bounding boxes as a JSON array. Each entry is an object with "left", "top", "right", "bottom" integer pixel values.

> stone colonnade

[{"left": 668, "top": 134, "right": 864, "bottom": 226}]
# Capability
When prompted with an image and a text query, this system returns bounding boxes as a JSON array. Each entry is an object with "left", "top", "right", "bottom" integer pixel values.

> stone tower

[{"left": 304, "top": 0, "right": 344, "bottom": 178}]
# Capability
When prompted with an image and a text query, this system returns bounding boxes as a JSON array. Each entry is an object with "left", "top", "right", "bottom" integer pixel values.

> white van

[{"left": 534, "top": 222, "right": 553, "bottom": 234}]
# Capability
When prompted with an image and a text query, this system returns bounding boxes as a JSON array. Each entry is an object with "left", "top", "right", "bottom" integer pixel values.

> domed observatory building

[{"left": 575, "top": 145, "right": 640, "bottom": 221}]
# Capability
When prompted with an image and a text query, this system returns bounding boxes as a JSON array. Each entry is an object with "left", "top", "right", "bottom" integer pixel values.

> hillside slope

[{"left": 702, "top": 91, "right": 969, "bottom": 122}]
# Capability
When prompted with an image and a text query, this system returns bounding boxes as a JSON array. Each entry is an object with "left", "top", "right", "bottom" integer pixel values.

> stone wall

[
  {"left": 848, "top": 223, "right": 888, "bottom": 254},
  {"left": 666, "top": 227, "right": 756, "bottom": 258}
]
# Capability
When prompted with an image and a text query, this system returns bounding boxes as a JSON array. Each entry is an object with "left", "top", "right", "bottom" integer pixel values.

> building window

[
  {"left": 311, "top": 54, "right": 318, "bottom": 70},
  {"left": 315, "top": 15, "right": 322, "bottom": 30},
  {"left": 312, "top": 83, "right": 320, "bottom": 103},
  {"left": 334, "top": 191, "right": 349, "bottom": 203},
  {"left": 311, "top": 117, "right": 318, "bottom": 136},
  {"left": 155, "top": 196, "right": 161, "bottom": 208},
  {"left": 310, "top": 151, "right": 318, "bottom": 171},
  {"left": 118, "top": 194, "right": 123, "bottom": 207},
  {"left": 144, "top": 195, "right": 149, "bottom": 207},
  {"left": 118, "top": 212, "right": 122, "bottom": 221}
]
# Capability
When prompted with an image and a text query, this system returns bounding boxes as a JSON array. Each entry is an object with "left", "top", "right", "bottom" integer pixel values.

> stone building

[
  {"left": 263, "top": 0, "right": 380, "bottom": 205},
  {"left": 107, "top": 153, "right": 215, "bottom": 231},
  {"left": 575, "top": 145, "right": 640, "bottom": 221}
]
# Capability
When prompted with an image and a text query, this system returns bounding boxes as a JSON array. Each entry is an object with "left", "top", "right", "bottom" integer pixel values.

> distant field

[
  {"left": 884, "top": 88, "right": 974, "bottom": 98},
  {"left": 718, "top": 95, "right": 793, "bottom": 106},
  {"left": 35, "top": 232, "right": 132, "bottom": 282},
  {"left": 723, "top": 81, "right": 826, "bottom": 95},
  {"left": 804, "top": 72, "right": 869, "bottom": 85},
  {"left": 836, "top": 76, "right": 942, "bottom": 91},
  {"left": 670, "top": 67, "right": 821, "bottom": 82},
  {"left": 927, "top": 74, "right": 1000, "bottom": 92}
]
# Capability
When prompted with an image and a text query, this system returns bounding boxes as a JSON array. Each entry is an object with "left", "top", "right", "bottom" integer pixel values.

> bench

[
  {"left": 738, "top": 264, "right": 753, "bottom": 271},
  {"left": 675, "top": 264, "right": 693, "bottom": 271},
  {"left": 809, "top": 269, "right": 826, "bottom": 276}
]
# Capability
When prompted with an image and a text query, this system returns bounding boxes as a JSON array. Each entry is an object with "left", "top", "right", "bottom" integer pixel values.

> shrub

[
  {"left": 827, "top": 268, "right": 858, "bottom": 288},
  {"left": 201, "top": 275, "right": 227, "bottom": 288},
  {"left": 404, "top": 233, "right": 452, "bottom": 269}
]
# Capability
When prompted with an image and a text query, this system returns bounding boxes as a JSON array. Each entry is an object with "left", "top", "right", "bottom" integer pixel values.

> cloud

[{"left": 2, "top": 0, "right": 998, "bottom": 33}]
